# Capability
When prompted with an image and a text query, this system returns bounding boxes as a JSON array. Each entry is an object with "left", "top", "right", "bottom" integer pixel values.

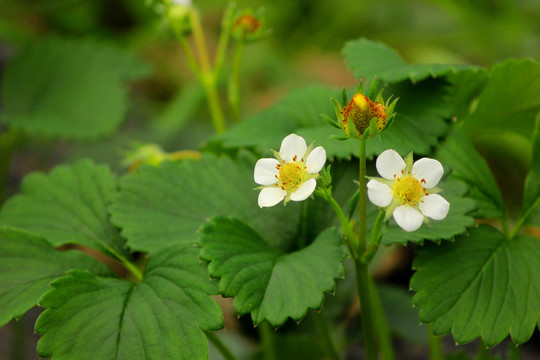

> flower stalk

[
  {"left": 205, "top": 331, "right": 239, "bottom": 360},
  {"left": 428, "top": 324, "right": 443, "bottom": 360}
]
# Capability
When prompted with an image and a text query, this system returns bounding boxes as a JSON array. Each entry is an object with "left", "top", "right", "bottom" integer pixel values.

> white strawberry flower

[
  {"left": 254, "top": 134, "right": 326, "bottom": 208},
  {"left": 171, "top": 0, "right": 191, "bottom": 5},
  {"left": 367, "top": 149, "right": 450, "bottom": 232}
]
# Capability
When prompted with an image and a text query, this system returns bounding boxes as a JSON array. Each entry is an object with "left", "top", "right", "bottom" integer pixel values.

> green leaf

[
  {"left": 437, "top": 127, "right": 505, "bottom": 219},
  {"left": 411, "top": 225, "right": 540, "bottom": 346},
  {"left": 343, "top": 38, "right": 478, "bottom": 83},
  {"left": 463, "top": 59, "right": 540, "bottom": 140},
  {"left": 379, "top": 180, "right": 476, "bottom": 245},
  {"left": 0, "top": 227, "right": 113, "bottom": 327},
  {"left": 110, "top": 154, "right": 300, "bottom": 253},
  {"left": 522, "top": 114, "right": 540, "bottom": 225},
  {"left": 35, "top": 243, "right": 223, "bottom": 360},
  {"left": 0, "top": 159, "right": 128, "bottom": 259},
  {"left": 0, "top": 37, "right": 148, "bottom": 140},
  {"left": 216, "top": 81, "right": 452, "bottom": 160},
  {"left": 197, "top": 217, "right": 346, "bottom": 327}
]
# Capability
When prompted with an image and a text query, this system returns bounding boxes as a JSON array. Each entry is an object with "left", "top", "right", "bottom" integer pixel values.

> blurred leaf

[
  {"left": 216, "top": 81, "right": 452, "bottom": 160},
  {"left": 197, "top": 217, "right": 346, "bottom": 327},
  {"left": 343, "top": 38, "right": 478, "bottom": 83},
  {"left": 379, "top": 180, "right": 476, "bottom": 245},
  {"left": 0, "top": 37, "right": 149, "bottom": 140},
  {"left": 254, "top": 333, "right": 327, "bottom": 360},
  {"left": 411, "top": 225, "right": 540, "bottom": 346},
  {"left": 522, "top": 114, "right": 540, "bottom": 225},
  {"left": 437, "top": 127, "right": 505, "bottom": 219},
  {"left": 35, "top": 243, "right": 223, "bottom": 360},
  {"left": 0, "top": 159, "right": 128, "bottom": 259},
  {"left": 0, "top": 228, "right": 113, "bottom": 327},
  {"left": 378, "top": 284, "right": 427, "bottom": 345},
  {"left": 110, "top": 154, "right": 300, "bottom": 253},
  {"left": 463, "top": 59, "right": 540, "bottom": 140},
  {"left": 444, "top": 353, "right": 473, "bottom": 360},
  {"left": 447, "top": 68, "right": 489, "bottom": 121}
]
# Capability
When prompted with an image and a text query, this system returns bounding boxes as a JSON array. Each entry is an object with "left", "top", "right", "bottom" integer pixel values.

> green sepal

[
  {"left": 341, "top": 88, "right": 348, "bottom": 107},
  {"left": 330, "top": 134, "right": 351, "bottom": 141},
  {"left": 331, "top": 97, "right": 343, "bottom": 121},
  {"left": 354, "top": 83, "right": 364, "bottom": 96},
  {"left": 368, "top": 78, "right": 379, "bottom": 100},
  {"left": 404, "top": 151, "right": 414, "bottom": 171}
]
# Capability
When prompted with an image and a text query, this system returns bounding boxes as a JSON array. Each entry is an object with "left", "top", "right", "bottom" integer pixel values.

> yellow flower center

[
  {"left": 392, "top": 175, "right": 425, "bottom": 206},
  {"left": 276, "top": 159, "right": 306, "bottom": 191}
]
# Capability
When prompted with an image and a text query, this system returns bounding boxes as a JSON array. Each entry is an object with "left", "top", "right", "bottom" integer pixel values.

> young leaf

[
  {"left": 437, "top": 127, "right": 505, "bottom": 219},
  {"left": 379, "top": 180, "right": 476, "bottom": 245},
  {"left": 0, "top": 159, "right": 128, "bottom": 259},
  {"left": 411, "top": 225, "right": 540, "bottom": 346},
  {"left": 0, "top": 37, "right": 148, "bottom": 140},
  {"left": 521, "top": 114, "right": 540, "bottom": 226},
  {"left": 197, "top": 217, "right": 347, "bottom": 327},
  {"left": 110, "top": 154, "right": 300, "bottom": 253},
  {"left": 35, "top": 243, "right": 223, "bottom": 360},
  {"left": 0, "top": 228, "right": 113, "bottom": 327},
  {"left": 343, "top": 38, "right": 478, "bottom": 83}
]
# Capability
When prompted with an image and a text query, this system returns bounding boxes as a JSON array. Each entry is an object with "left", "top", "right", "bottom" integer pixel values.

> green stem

[
  {"left": 314, "top": 310, "right": 341, "bottom": 360},
  {"left": 259, "top": 322, "right": 276, "bottom": 360},
  {"left": 113, "top": 252, "right": 143, "bottom": 282},
  {"left": 369, "top": 277, "right": 395, "bottom": 360},
  {"left": 188, "top": 8, "right": 227, "bottom": 134},
  {"left": 509, "top": 195, "right": 540, "bottom": 239},
  {"left": 0, "top": 130, "right": 17, "bottom": 204},
  {"left": 228, "top": 42, "right": 244, "bottom": 122},
  {"left": 428, "top": 324, "right": 442, "bottom": 360},
  {"left": 325, "top": 194, "right": 359, "bottom": 259},
  {"left": 501, "top": 217, "right": 510, "bottom": 240},
  {"left": 213, "top": 5, "right": 233, "bottom": 78},
  {"left": 175, "top": 34, "right": 202, "bottom": 80},
  {"left": 477, "top": 340, "right": 490, "bottom": 360},
  {"left": 356, "top": 136, "right": 378, "bottom": 360},
  {"left": 355, "top": 259, "right": 378, "bottom": 360},
  {"left": 205, "top": 331, "right": 239, "bottom": 360},
  {"left": 298, "top": 200, "right": 309, "bottom": 249},
  {"left": 362, "top": 210, "right": 385, "bottom": 264}
]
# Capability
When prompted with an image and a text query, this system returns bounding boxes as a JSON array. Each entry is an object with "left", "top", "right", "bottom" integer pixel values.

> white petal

[
  {"left": 412, "top": 158, "right": 444, "bottom": 188},
  {"left": 258, "top": 187, "right": 286, "bottom": 208},
  {"left": 393, "top": 205, "right": 424, "bottom": 232},
  {"left": 367, "top": 180, "right": 393, "bottom": 207},
  {"left": 305, "top": 146, "right": 326, "bottom": 173},
  {"left": 419, "top": 194, "right": 450, "bottom": 220},
  {"left": 376, "top": 149, "right": 406, "bottom": 180},
  {"left": 290, "top": 179, "right": 317, "bottom": 201},
  {"left": 279, "top": 134, "right": 307, "bottom": 163},
  {"left": 254, "top": 158, "right": 280, "bottom": 185}
]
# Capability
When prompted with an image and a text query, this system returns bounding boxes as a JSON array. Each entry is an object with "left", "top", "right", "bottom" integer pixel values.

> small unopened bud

[
  {"left": 233, "top": 14, "right": 261, "bottom": 35},
  {"left": 342, "top": 93, "right": 387, "bottom": 138}
]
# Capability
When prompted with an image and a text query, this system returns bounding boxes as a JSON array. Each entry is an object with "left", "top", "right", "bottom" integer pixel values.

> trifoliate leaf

[
  {"left": 437, "top": 128, "right": 505, "bottom": 219},
  {"left": 379, "top": 180, "right": 476, "bottom": 245},
  {"left": 343, "top": 38, "right": 478, "bottom": 83},
  {"left": 0, "top": 159, "right": 128, "bottom": 259},
  {"left": 463, "top": 59, "right": 540, "bottom": 140},
  {"left": 0, "top": 37, "right": 149, "bottom": 140},
  {"left": 0, "top": 228, "right": 113, "bottom": 327},
  {"left": 35, "top": 243, "right": 223, "bottom": 360},
  {"left": 522, "top": 114, "right": 540, "bottom": 226},
  {"left": 411, "top": 225, "right": 540, "bottom": 346},
  {"left": 215, "top": 82, "right": 451, "bottom": 160},
  {"left": 197, "top": 217, "right": 346, "bottom": 327},
  {"left": 110, "top": 154, "right": 300, "bottom": 254}
]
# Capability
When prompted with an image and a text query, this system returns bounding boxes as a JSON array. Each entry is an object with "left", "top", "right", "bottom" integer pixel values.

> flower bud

[
  {"left": 342, "top": 93, "right": 387, "bottom": 138},
  {"left": 233, "top": 14, "right": 261, "bottom": 35}
]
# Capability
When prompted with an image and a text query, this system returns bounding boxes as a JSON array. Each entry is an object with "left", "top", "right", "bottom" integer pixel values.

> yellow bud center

[
  {"left": 277, "top": 161, "right": 306, "bottom": 191},
  {"left": 392, "top": 175, "right": 425, "bottom": 206}
]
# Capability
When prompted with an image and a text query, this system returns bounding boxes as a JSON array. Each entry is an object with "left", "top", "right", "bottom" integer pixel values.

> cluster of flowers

[{"left": 254, "top": 134, "right": 449, "bottom": 232}]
